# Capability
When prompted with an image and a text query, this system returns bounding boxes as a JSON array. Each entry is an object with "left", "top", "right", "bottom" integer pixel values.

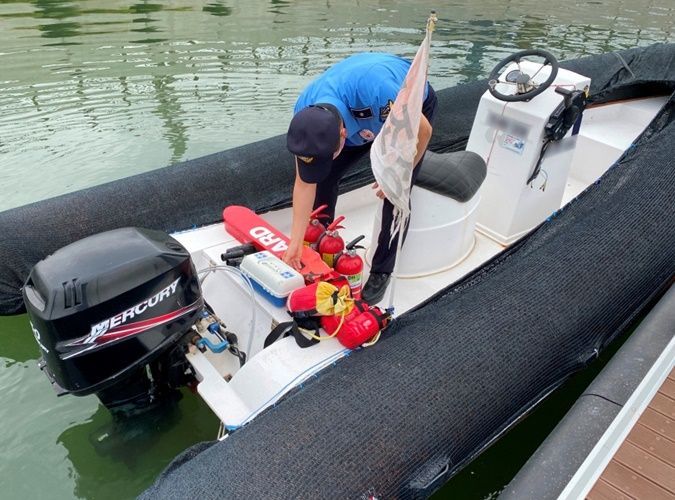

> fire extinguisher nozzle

[
  {"left": 346, "top": 235, "right": 366, "bottom": 250},
  {"left": 309, "top": 204, "right": 329, "bottom": 219},
  {"left": 326, "top": 215, "right": 346, "bottom": 231}
]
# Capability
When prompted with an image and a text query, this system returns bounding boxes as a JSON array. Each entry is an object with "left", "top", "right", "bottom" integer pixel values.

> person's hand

[
  {"left": 372, "top": 182, "right": 386, "bottom": 200},
  {"left": 283, "top": 238, "right": 304, "bottom": 270}
]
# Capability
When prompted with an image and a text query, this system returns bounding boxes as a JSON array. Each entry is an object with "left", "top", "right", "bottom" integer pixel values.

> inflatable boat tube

[
  {"left": 499, "top": 285, "right": 675, "bottom": 500},
  {"left": 0, "top": 44, "right": 673, "bottom": 498}
]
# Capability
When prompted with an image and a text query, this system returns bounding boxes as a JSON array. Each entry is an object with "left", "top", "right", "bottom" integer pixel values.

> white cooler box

[{"left": 240, "top": 251, "right": 304, "bottom": 308}]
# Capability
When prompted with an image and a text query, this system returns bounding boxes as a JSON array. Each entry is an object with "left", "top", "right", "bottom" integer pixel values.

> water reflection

[
  {"left": 129, "top": 2, "right": 163, "bottom": 15},
  {"left": 118, "top": 75, "right": 132, "bottom": 108},
  {"left": 203, "top": 1, "right": 232, "bottom": 17},
  {"left": 129, "top": 1, "right": 164, "bottom": 43},
  {"left": 152, "top": 75, "right": 189, "bottom": 164},
  {"left": 130, "top": 37, "right": 168, "bottom": 44},
  {"left": 34, "top": 0, "right": 82, "bottom": 44},
  {"left": 57, "top": 389, "right": 219, "bottom": 499},
  {"left": 59, "top": 397, "right": 190, "bottom": 499},
  {"left": 269, "top": 0, "right": 290, "bottom": 16},
  {"left": 34, "top": 0, "right": 80, "bottom": 20}
]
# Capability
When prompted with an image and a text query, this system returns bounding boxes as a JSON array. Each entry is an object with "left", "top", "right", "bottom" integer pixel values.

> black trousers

[{"left": 313, "top": 85, "right": 438, "bottom": 274}]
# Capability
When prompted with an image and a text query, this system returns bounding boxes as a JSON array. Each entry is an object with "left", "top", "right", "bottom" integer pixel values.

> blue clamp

[{"left": 196, "top": 337, "right": 230, "bottom": 354}]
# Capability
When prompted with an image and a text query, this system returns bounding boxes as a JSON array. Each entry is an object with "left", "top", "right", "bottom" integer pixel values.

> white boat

[
  {"left": 174, "top": 101, "right": 665, "bottom": 432},
  {"left": 4, "top": 44, "right": 673, "bottom": 498},
  {"left": 166, "top": 51, "right": 668, "bottom": 431}
]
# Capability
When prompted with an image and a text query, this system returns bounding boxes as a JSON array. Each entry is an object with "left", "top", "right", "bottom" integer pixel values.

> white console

[{"left": 468, "top": 61, "right": 591, "bottom": 245}]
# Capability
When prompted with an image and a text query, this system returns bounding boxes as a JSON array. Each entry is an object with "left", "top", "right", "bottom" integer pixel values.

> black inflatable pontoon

[
  {"left": 499, "top": 285, "right": 675, "bottom": 500},
  {"left": 1, "top": 44, "right": 674, "bottom": 499}
]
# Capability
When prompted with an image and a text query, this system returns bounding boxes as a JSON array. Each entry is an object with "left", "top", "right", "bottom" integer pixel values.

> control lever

[{"left": 545, "top": 88, "right": 587, "bottom": 141}]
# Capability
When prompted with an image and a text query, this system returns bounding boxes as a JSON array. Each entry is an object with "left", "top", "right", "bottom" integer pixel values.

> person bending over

[{"left": 284, "top": 52, "right": 437, "bottom": 304}]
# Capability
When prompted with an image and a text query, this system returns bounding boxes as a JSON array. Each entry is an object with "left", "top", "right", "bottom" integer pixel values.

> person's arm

[
  {"left": 373, "top": 113, "right": 434, "bottom": 199},
  {"left": 284, "top": 162, "right": 316, "bottom": 269},
  {"left": 413, "top": 113, "right": 433, "bottom": 168},
  {"left": 377, "top": 77, "right": 432, "bottom": 168}
]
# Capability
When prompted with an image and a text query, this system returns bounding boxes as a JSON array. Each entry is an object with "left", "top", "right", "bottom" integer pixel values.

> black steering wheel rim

[{"left": 488, "top": 49, "right": 559, "bottom": 102}]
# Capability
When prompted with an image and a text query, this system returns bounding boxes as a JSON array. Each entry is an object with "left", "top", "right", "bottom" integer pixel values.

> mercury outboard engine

[{"left": 23, "top": 227, "right": 203, "bottom": 418}]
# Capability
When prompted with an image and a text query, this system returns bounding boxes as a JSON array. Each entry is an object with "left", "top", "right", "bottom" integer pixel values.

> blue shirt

[{"left": 294, "top": 53, "right": 429, "bottom": 147}]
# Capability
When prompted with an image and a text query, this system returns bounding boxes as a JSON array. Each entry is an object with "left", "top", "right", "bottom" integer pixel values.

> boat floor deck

[{"left": 588, "top": 368, "right": 675, "bottom": 500}]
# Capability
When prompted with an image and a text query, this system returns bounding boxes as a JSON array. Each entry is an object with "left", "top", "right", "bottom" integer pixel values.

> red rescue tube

[{"left": 223, "top": 205, "right": 331, "bottom": 283}]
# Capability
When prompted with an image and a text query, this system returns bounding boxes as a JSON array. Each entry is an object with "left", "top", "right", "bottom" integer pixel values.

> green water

[{"left": 0, "top": 1, "right": 673, "bottom": 498}]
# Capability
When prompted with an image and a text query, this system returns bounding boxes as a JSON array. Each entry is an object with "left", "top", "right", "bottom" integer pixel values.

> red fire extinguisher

[
  {"left": 334, "top": 235, "right": 365, "bottom": 300},
  {"left": 336, "top": 306, "right": 390, "bottom": 350},
  {"left": 303, "top": 204, "right": 329, "bottom": 250},
  {"left": 318, "top": 215, "right": 345, "bottom": 268},
  {"left": 320, "top": 299, "right": 368, "bottom": 335}
]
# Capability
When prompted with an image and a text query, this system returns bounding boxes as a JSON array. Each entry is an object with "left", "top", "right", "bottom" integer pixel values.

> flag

[
  {"left": 370, "top": 12, "right": 436, "bottom": 312},
  {"left": 370, "top": 12, "right": 436, "bottom": 244}
]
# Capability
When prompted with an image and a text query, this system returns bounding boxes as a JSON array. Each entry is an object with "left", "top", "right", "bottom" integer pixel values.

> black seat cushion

[{"left": 415, "top": 150, "right": 487, "bottom": 202}]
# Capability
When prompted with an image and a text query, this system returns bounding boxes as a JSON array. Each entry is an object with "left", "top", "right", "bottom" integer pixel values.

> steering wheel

[{"left": 488, "top": 49, "right": 559, "bottom": 102}]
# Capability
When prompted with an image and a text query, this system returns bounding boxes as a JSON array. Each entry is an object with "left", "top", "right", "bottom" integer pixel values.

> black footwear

[{"left": 362, "top": 272, "right": 391, "bottom": 304}]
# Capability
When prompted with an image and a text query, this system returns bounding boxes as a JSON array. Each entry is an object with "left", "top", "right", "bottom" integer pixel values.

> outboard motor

[{"left": 23, "top": 227, "right": 203, "bottom": 418}]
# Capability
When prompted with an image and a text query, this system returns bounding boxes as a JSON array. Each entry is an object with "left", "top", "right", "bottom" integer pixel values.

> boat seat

[
  {"left": 372, "top": 150, "right": 487, "bottom": 277},
  {"left": 415, "top": 150, "right": 487, "bottom": 202}
]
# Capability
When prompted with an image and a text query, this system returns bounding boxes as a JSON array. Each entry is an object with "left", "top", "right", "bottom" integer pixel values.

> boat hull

[{"left": 139, "top": 45, "right": 675, "bottom": 499}]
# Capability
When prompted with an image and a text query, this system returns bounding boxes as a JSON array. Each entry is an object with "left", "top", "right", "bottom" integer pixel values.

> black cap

[{"left": 287, "top": 104, "right": 341, "bottom": 183}]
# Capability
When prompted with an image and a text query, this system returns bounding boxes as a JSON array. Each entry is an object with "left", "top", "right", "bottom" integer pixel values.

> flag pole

[{"left": 385, "top": 11, "right": 437, "bottom": 315}]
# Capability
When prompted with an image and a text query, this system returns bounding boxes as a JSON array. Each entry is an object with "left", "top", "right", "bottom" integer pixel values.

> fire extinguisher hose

[
  {"left": 361, "top": 308, "right": 391, "bottom": 347},
  {"left": 302, "top": 311, "right": 347, "bottom": 341},
  {"left": 264, "top": 311, "right": 349, "bottom": 349},
  {"left": 361, "top": 331, "right": 381, "bottom": 347}
]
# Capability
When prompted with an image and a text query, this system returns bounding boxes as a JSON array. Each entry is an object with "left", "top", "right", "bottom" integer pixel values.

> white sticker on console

[{"left": 501, "top": 134, "right": 526, "bottom": 155}]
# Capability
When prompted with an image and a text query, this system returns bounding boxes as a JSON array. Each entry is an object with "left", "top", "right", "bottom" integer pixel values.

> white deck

[{"left": 173, "top": 95, "right": 668, "bottom": 431}]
